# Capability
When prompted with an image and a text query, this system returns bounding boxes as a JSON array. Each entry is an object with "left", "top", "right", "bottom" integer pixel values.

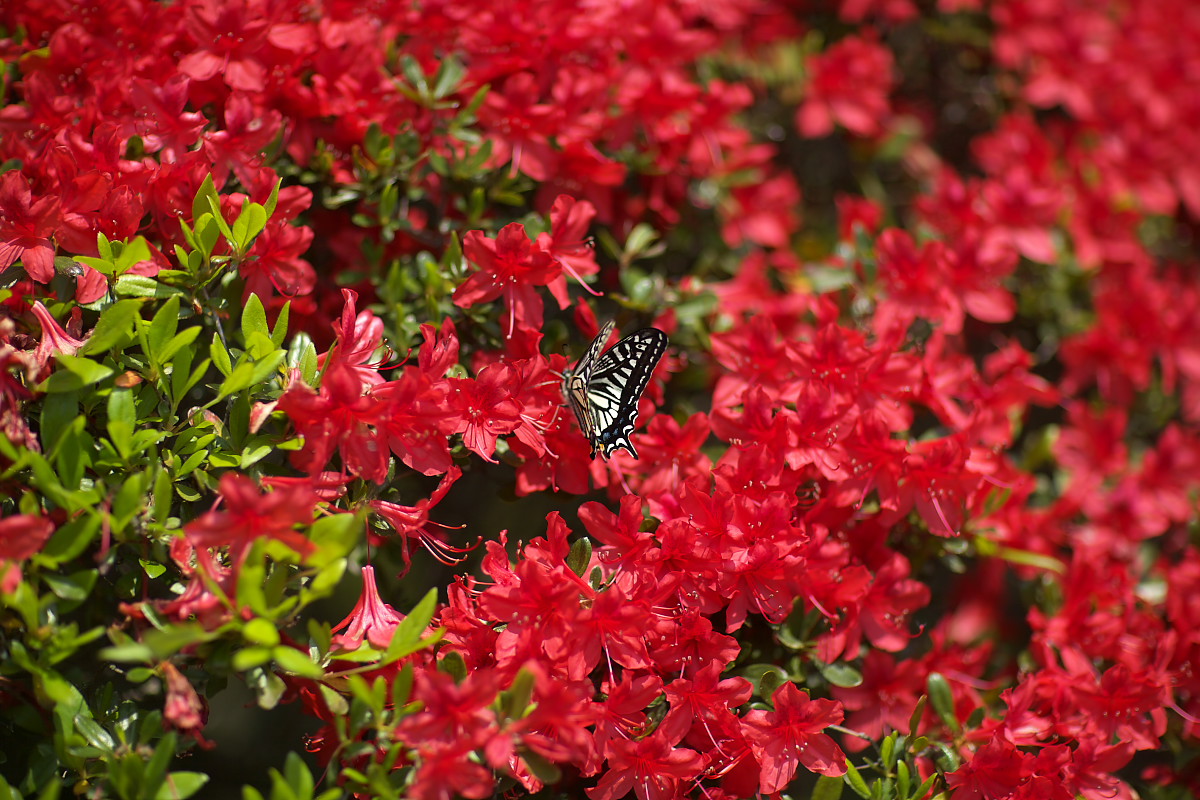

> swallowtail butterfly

[{"left": 563, "top": 320, "right": 668, "bottom": 460}]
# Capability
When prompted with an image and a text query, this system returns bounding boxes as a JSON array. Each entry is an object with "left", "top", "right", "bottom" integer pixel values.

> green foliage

[{"left": 0, "top": 181, "right": 391, "bottom": 798}]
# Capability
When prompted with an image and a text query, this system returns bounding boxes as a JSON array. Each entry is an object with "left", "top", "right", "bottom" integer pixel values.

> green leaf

[
  {"left": 231, "top": 202, "right": 268, "bottom": 252},
  {"left": 141, "top": 731, "right": 176, "bottom": 799},
  {"left": 39, "top": 514, "right": 100, "bottom": 564},
  {"left": 114, "top": 274, "right": 187, "bottom": 299},
  {"left": 154, "top": 323, "right": 199, "bottom": 371},
  {"left": 813, "top": 774, "right": 845, "bottom": 800},
  {"left": 195, "top": 214, "right": 221, "bottom": 261},
  {"left": 243, "top": 618, "right": 281, "bottom": 647},
  {"left": 241, "top": 293, "right": 269, "bottom": 343},
  {"left": 210, "top": 333, "right": 233, "bottom": 377},
  {"left": 78, "top": 299, "right": 142, "bottom": 355},
  {"left": 107, "top": 387, "right": 136, "bottom": 458},
  {"left": 844, "top": 761, "right": 871, "bottom": 799},
  {"left": 288, "top": 334, "right": 318, "bottom": 385},
  {"left": 432, "top": 55, "right": 466, "bottom": 99},
  {"left": 908, "top": 695, "right": 926, "bottom": 735},
  {"left": 74, "top": 714, "right": 114, "bottom": 752},
  {"left": 43, "top": 569, "right": 98, "bottom": 602},
  {"left": 270, "top": 301, "right": 290, "bottom": 347},
  {"left": 927, "top": 673, "right": 960, "bottom": 734},
  {"left": 566, "top": 537, "right": 593, "bottom": 577},
  {"left": 272, "top": 646, "right": 324, "bottom": 679},
  {"left": 896, "top": 760, "right": 911, "bottom": 798},
  {"left": 384, "top": 588, "right": 440, "bottom": 662},
  {"left": 74, "top": 254, "right": 117, "bottom": 276},
  {"left": 306, "top": 513, "right": 360, "bottom": 569},
  {"left": 819, "top": 661, "right": 863, "bottom": 688},
  {"left": 262, "top": 179, "right": 280, "bottom": 219},
  {"left": 740, "top": 663, "right": 789, "bottom": 698},
  {"left": 145, "top": 295, "right": 181, "bottom": 362},
  {"left": 911, "top": 773, "right": 938, "bottom": 800},
  {"left": 192, "top": 174, "right": 220, "bottom": 232},
  {"left": 881, "top": 732, "right": 897, "bottom": 770},
  {"left": 154, "top": 772, "right": 208, "bottom": 800},
  {"left": 112, "top": 236, "right": 152, "bottom": 276},
  {"left": 205, "top": 191, "right": 235, "bottom": 243},
  {"left": 41, "top": 354, "right": 113, "bottom": 392},
  {"left": 232, "top": 647, "right": 273, "bottom": 672},
  {"left": 521, "top": 751, "right": 562, "bottom": 786},
  {"left": 282, "top": 751, "right": 314, "bottom": 798},
  {"left": 504, "top": 668, "right": 536, "bottom": 720}
]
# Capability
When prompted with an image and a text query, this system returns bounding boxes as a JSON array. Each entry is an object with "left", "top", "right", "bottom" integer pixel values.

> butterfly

[{"left": 562, "top": 320, "right": 668, "bottom": 460}]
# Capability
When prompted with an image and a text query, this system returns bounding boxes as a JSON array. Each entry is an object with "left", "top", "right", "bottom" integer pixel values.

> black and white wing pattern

[{"left": 563, "top": 321, "right": 668, "bottom": 460}]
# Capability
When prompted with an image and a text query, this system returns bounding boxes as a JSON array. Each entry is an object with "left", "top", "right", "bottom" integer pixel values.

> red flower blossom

[
  {"left": 0, "top": 513, "right": 54, "bottom": 594},
  {"left": 586, "top": 729, "right": 705, "bottom": 800},
  {"left": 29, "top": 301, "right": 87, "bottom": 373},
  {"left": 797, "top": 34, "right": 894, "bottom": 138},
  {"left": 945, "top": 734, "right": 1038, "bottom": 800},
  {"left": 161, "top": 661, "right": 212, "bottom": 748},
  {"left": 178, "top": 0, "right": 272, "bottom": 92},
  {"left": 330, "top": 565, "right": 408, "bottom": 651},
  {"left": 447, "top": 365, "right": 523, "bottom": 463},
  {"left": 184, "top": 473, "right": 318, "bottom": 565},
  {"left": 371, "top": 467, "right": 466, "bottom": 572},
  {"left": 538, "top": 194, "right": 602, "bottom": 308},
  {"left": 453, "top": 223, "right": 559, "bottom": 335},
  {"left": 0, "top": 172, "right": 60, "bottom": 283},
  {"left": 277, "top": 360, "right": 388, "bottom": 482},
  {"left": 741, "top": 682, "right": 848, "bottom": 790}
]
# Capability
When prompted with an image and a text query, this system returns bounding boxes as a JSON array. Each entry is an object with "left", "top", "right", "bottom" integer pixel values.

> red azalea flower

[
  {"left": 409, "top": 741, "right": 494, "bottom": 800},
  {"left": 945, "top": 734, "right": 1037, "bottom": 800},
  {"left": 452, "top": 223, "right": 559, "bottom": 335},
  {"left": 586, "top": 729, "right": 705, "bottom": 800},
  {"left": 797, "top": 34, "right": 894, "bottom": 138},
  {"left": 29, "top": 301, "right": 87, "bottom": 373},
  {"left": 161, "top": 660, "right": 212, "bottom": 748},
  {"left": 376, "top": 368, "right": 457, "bottom": 477},
  {"left": 320, "top": 288, "right": 388, "bottom": 386},
  {"left": 371, "top": 467, "right": 466, "bottom": 572},
  {"left": 330, "top": 565, "right": 408, "bottom": 651},
  {"left": 0, "top": 172, "right": 60, "bottom": 283},
  {"left": 178, "top": 0, "right": 272, "bottom": 92},
  {"left": 447, "top": 365, "right": 523, "bottom": 463},
  {"left": 184, "top": 473, "right": 318, "bottom": 566},
  {"left": 539, "top": 194, "right": 602, "bottom": 309},
  {"left": 741, "top": 682, "right": 848, "bottom": 791},
  {"left": 0, "top": 513, "right": 55, "bottom": 594},
  {"left": 277, "top": 360, "right": 388, "bottom": 482},
  {"left": 661, "top": 660, "right": 753, "bottom": 742},
  {"left": 0, "top": 342, "right": 38, "bottom": 452}
]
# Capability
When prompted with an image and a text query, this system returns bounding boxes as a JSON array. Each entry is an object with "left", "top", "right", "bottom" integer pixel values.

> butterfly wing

[
  {"left": 563, "top": 320, "right": 616, "bottom": 447},
  {"left": 584, "top": 328, "right": 668, "bottom": 459}
]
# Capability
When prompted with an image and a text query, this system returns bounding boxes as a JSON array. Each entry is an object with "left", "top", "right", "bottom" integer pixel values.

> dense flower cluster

[{"left": 2, "top": 0, "right": 1200, "bottom": 798}]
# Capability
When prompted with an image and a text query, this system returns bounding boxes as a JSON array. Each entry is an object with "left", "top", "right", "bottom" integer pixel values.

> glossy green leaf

[{"left": 78, "top": 299, "right": 142, "bottom": 355}]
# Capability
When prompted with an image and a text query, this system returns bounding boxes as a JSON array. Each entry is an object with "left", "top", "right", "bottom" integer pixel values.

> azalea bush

[{"left": 3, "top": 0, "right": 1200, "bottom": 798}]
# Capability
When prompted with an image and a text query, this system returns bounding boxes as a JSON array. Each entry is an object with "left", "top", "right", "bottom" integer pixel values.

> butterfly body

[{"left": 563, "top": 321, "right": 668, "bottom": 460}]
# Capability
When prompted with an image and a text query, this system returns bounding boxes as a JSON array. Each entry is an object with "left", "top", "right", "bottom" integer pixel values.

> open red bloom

[
  {"left": 797, "top": 34, "right": 894, "bottom": 138},
  {"left": 447, "top": 365, "right": 522, "bottom": 463},
  {"left": 0, "top": 172, "right": 60, "bottom": 283},
  {"left": 741, "top": 682, "right": 847, "bottom": 791},
  {"left": 453, "top": 223, "right": 559, "bottom": 335},
  {"left": 277, "top": 360, "right": 388, "bottom": 483},
  {"left": 586, "top": 729, "right": 705, "bottom": 800},
  {"left": 184, "top": 473, "right": 318, "bottom": 565}
]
